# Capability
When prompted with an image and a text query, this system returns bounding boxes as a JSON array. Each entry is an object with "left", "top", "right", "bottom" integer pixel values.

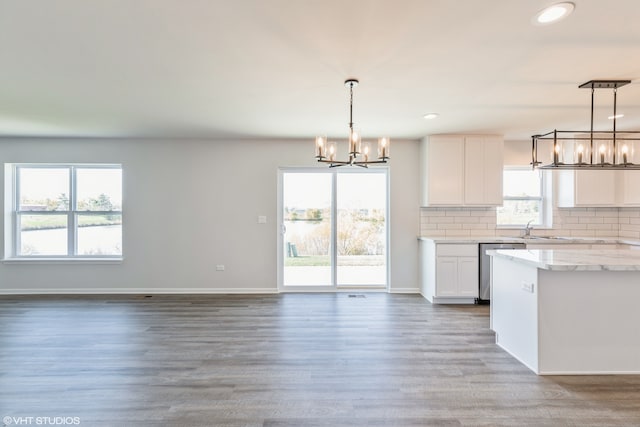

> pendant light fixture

[
  {"left": 532, "top": 80, "right": 640, "bottom": 170},
  {"left": 315, "top": 79, "right": 390, "bottom": 168}
]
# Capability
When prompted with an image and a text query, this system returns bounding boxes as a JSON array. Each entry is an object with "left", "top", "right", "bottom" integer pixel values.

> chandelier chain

[{"left": 349, "top": 82, "right": 354, "bottom": 131}]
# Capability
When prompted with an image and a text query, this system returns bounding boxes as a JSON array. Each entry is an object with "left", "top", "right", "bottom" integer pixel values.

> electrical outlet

[
  {"left": 258, "top": 215, "right": 267, "bottom": 224},
  {"left": 521, "top": 282, "right": 534, "bottom": 293},
  {"left": 216, "top": 265, "right": 225, "bottom": 271}
]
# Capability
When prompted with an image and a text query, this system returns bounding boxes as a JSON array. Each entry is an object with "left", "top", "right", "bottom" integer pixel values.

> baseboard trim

[
  {"left": 430, "top": 296, "right": 476, "bottom": 304},
  {"left": 389, "top": 287, "right": 420, "bottom": 294},
  {"left": 0, "top": 287, "right": 279, "bottom": 295},
  {"left": 1, "top": 287, "right": 420, "bottom": 296}
]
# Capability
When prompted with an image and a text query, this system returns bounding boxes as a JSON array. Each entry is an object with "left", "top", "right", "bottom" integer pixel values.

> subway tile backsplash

[{"left": 420, "top": 206, "right": 640, "bottom": 239}]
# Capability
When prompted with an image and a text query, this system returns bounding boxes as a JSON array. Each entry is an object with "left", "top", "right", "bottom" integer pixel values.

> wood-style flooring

[{"left": 1, "top": 293, "right": 639, "bottom": 426}]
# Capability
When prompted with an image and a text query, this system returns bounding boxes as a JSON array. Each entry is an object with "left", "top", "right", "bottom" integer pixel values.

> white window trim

[
  {"left": 5, "top": 163, "right": 123, "bottom": 261},
  {"left": 496, "top": 166, "right": 552, "bottom": 229}
]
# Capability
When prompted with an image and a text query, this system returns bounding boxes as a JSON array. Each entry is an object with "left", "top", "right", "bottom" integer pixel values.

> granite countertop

[
  {"left": 418, "top": 236, "right": 640, "bottom": 245},
  {"left": 488, "top": 249, "right": 640, "bottom": 271},
  {"left": 418, "top": 236, "right": 527, "bottom": 244}
]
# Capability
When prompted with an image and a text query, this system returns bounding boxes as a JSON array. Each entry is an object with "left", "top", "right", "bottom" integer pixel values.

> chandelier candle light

[
  {"left": 531, "top": 80, "right": 640, "bottom": 170},
  {"left": 315, "top": 79, "right": 390, "bottom": 167}
]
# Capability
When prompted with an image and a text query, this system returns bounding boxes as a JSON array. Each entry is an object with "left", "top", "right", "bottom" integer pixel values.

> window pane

[
  {"left": 18, "top": 168, "right": 69, "bottom": 211},
  {"left": 503, "top": 170, "right": 541, "bottom": 197},
  {"left": 76, "top": 168, "right": 122, "bottom": 211},
  {"left": 19, "top": 214, "right": 68, "bottom": 255},
  {"left": 496, "top": 200, "right": 542, "bottom": 226},
  {"left": 283, "top": 173, "right": 332, "bottom": 286},
  {"left": 336, "top": 173, "right": 387, "bottom": 286},
  {"left": 77, "top": 214, "right": 122, "bottom": 255}
]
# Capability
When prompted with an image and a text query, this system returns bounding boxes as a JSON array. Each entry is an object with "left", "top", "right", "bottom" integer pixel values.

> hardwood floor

[{"left": 1, "top": 293, "right": 639, "bottom": 426}]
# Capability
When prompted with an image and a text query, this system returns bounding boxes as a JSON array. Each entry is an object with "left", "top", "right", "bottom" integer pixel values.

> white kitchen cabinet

[
  {"left": 421, "top": 135, "right": 503, "bottom": 206},
  {"left": 420, "top": 240, "right": 478, "bottom": 304},
  {"left": 621, "top": 170, "right": 640, "bottom": 205},
  {"left": 420, "top": 136, "right": 465, "bottom": 205},
  {"left": 556, "top": 169, "right": 618, "bottom": 207},
  {"left": 464, "top": 136, "right": 504, "bottom": 205},
  {"left": 457, "top": 257, "right": 480, "bottom": 296},
  {"left": 435, "top": 257, "right": 458, "bottom": 296},
  {"left": 435, "top": 254, "right": 478, "bottom": 297},
  {"left": 557, "top": 169, "right": 640, "bottom": 207}
]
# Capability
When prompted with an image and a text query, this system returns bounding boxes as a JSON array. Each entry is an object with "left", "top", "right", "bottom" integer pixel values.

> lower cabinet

[
  {"left": 435, "top": 254, "right": 478, "bottom": 297},
  {"left": 420, "top": 241, "right": 478, "bottom": 304}
]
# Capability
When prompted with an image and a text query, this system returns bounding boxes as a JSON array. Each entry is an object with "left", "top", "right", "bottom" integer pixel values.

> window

[
  {"left": 496, "top": 167, "right": 548, "bottom": 227},
  {"left": 11, "top": 164, "right": 122, "bottom": 258}
]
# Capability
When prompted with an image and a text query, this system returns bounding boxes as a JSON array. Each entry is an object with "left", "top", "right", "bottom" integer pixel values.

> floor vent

[{"left": 348, "top": 294, "right": 366, "bottom": 298}]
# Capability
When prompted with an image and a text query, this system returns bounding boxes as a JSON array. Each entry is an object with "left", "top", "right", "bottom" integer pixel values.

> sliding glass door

[
  {"left": 281, "top": 172, "right": 332, "bottom": 286},
  {"left": 336, "top": 172, "right": 387, "bottom": 286},
  {"left": 278, "top": 168, "right": 388, "bottom": 291}
]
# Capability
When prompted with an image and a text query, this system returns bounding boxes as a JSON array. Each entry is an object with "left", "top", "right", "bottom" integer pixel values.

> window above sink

[{"left": 497, "top": 166, "right": 553, "bottom": 229}]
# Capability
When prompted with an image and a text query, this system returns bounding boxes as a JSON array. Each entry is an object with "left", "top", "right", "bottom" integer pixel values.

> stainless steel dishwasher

[{"left": 478, "top": 242, "right": 526, "bottom": 304}]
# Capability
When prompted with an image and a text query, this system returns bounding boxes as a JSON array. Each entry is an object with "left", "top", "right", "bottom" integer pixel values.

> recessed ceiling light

[
  {"left": 423, "top": 113, "right": 439, "bottom": 120},
  {"left": 608, "top": 114, "right": 624, "bottom": 120},
  {"left": 533, "top": 2, "right": 575, "bottom": 25}
]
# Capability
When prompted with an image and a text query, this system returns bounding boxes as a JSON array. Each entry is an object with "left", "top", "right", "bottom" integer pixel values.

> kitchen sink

[{"left": 523, "top": 236, "right": 571, "bottom": 241}]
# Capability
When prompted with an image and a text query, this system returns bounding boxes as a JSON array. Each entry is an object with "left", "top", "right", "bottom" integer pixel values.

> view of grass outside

[{"left": 20, "top": 212, "right": 122, "bottom": 231}]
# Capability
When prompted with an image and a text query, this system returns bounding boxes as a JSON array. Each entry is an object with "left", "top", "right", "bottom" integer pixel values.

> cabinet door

[
  {"left": 482, "top": 137, "right": 504, "bottom": 205},
  {"left": 622, "top": 171, "right": 640, "bottom": 205},
  {"left": 435, "top": 257, "right": 458, "bottom": 296},
  {"left": 464, "top": 138, "right": 485, "bottom": 205},
  {"left": 574, "top": 170, "right": 617, "bottom": 206},
  {"left": 464, "top": 137, "right": 503, "bottom": 206},
  {"left": 425, "top": 137, "right": 464, "bottom": 205},
  {"left": 457, "top": 256, "right": 479, "bottom": 297}
]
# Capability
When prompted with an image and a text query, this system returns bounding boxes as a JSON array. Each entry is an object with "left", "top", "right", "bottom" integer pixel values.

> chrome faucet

[{"left": 523, "top": 220, "right": 534, "bottom": 237}]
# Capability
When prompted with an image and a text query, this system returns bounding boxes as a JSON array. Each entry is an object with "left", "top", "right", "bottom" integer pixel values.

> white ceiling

[{"left": 1, "top": 0, "right": 640, "bottom": 141}]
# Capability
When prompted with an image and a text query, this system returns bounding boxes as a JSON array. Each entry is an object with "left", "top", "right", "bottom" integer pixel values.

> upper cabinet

[
  {"left": 556, "top": 170, "right": 618, "bottom": 207},
  {"left": 421, "top": 135, "right": 504, "bottom": 206},
  {"left": 622, "top": 170, "right": 640, "bottom": 206},
  {"left": 556, "top": 169, "right": 640, "bottom": 207},
  {"left": 421, "top": 135, "right": 465, "bottom": 205},
  {"left": 464, "top": 136, "right": 504, "bottom": 205}
]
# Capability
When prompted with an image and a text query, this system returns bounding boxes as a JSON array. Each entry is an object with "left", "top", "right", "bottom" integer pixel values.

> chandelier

[
  {"left": 532, "top": 79, "right": 640, "bottom": 170},
  {"left": 315, "top": 79, "right": 390, "bottom": 167}
]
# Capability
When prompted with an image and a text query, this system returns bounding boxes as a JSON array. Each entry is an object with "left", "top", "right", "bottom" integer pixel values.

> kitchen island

[{"left": 489, "top": 248, "right": 640, "bottom": 375}]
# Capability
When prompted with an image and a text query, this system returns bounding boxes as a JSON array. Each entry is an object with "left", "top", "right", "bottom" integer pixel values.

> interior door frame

[{"left": 277, "top": 167, "right": 390, "bottom": 293}]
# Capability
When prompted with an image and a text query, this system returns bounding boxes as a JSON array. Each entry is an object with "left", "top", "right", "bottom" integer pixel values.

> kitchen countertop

[
  {"left": 487, "top": 248, "right": 640, "bottom": 271},
  {"left": 418, "top": 236, "right": 640, "bottom": 245},
  {"left": 418, "top": 236, "right": 524, "bottom": 244}
]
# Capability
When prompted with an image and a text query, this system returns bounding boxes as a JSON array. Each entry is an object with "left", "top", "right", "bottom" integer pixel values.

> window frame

[
  {"left": 11, "top": 163, "right": 122, "bottom": 259},
  {"left": 497, "top": 166, "right": 551, "bottom": 229}
]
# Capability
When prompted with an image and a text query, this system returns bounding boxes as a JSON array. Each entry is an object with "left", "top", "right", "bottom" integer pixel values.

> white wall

[
  {"left": 504, "top": 139, "right": 533, "bottom": 166},
  {"left": 0, "top": 137, "right": 420, "bottom": 294}
]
